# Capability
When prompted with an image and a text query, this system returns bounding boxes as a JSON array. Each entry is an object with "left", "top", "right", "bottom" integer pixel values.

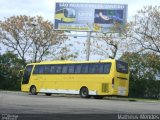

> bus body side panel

[
  {"left": 29, "top": 74, "right": 44, "bottom": 93},
  {"left": 21, "top": 84, "right": 29, "bottom": 92},
  {"left": 36, "top": 74, "right": 113, "bottom": 96}
]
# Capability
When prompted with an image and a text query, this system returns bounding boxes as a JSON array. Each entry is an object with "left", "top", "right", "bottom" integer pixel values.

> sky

[{"left": 0, "top": 0, "right": 159, "bottom": 22}]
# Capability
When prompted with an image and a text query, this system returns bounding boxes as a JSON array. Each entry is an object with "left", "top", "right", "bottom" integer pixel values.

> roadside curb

[{"left": 104, "top": 97, "right": 160, "bottom": 103}]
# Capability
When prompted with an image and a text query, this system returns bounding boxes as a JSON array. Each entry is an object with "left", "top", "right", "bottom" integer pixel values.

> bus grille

[{"left": 102, "top": 83, "right": 109, "bottom": 93}]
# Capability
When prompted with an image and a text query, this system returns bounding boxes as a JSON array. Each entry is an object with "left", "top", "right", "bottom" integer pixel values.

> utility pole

[{"left": 86, "top": 31, "right": 91, "bottom": 61}]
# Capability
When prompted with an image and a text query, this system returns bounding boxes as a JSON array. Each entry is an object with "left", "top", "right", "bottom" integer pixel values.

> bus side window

[
  {"left": 39, "top": 66, "right": 44, "bottom": 74},
  {"left": 44, "top": 65, "right": 51, "bottom": 74},
  {"left": 89, "top": 64, "right": 96, "bottom": 74},
  {"left": 50, "top": 65, "right": 56, "bottom": 74},
  {"left": 56, "top": 9, "right": 63, "bottom": 14},
  {"left": 68, "top": 64, "right": 75, "bottom": 74},
  {"left": 75, "top": 64, "right": 81, "bottom": 74},
  {"left": 103, "top": 63, "right": 111, "bottom": 74},
  {"left": 62, "top": 65, "right": 68, "bottom": 74},
  {"left": 55, "top": 65, "right": 62, "bottom": 74},
  {"left": 95, "top": 63, "right": 103, "bottom": 74},
  {"left": 81, "top": 64, "right": 89, "bottom": 74}
]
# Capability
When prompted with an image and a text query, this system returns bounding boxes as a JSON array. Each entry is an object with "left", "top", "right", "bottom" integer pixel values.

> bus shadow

[{"left": 30, "top": 93, "right": 136, "bottom": 102}]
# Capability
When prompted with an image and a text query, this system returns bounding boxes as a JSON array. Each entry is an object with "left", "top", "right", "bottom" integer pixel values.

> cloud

[
  {"left": 0, "top": 0, "right": 55, "bottom": 21},
  {"left": 0, "top": 0, "right": 159, "bottom": 22}
]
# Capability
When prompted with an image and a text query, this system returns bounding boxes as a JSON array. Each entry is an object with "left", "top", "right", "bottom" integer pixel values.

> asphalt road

[{"left": 0, "top": 91, "right": 160, "bottom": 120}]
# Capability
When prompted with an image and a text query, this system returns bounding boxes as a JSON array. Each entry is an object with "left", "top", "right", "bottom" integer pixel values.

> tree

[
  {"left": 53, "top": 43, "right": 79, "bottom": 60},
  {"left": 129, "top": 6, "right": 160, "bottom": 54},
  {"left": 90, "top": 23, "right": 130, "bottom": 59},
  {"left": 120, "top": 52, "right": 160, "bottom": 99},
  {"left": 27, "top": 16, "right": 66, "bottom": 62},
  {"left": 90, "top": 33, "right": 118, "bottom": 59},
  {"left": 0, "top": 52, "right": 24, "bottom": 90},
  {"left": 0, "top": 15, "right": 66, "bottom": 63}
]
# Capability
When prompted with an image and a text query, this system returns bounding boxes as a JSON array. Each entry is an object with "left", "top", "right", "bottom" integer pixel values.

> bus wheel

[
  {"left": 93, "top": 95, "right": 104, "bottom": 99},
  {"left": 80, "top": 87, "right": 90, "bottom": 98},
  {"left": 30, "top": 86, "right": 37, "bottom": 95},
  {"left": 45, "top": 93, "right": 52, "bottom": 96}
]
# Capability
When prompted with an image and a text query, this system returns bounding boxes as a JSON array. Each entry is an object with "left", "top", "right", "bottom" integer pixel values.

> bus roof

[{"left": 26, "top": 59, "right": 116, "bottom": 66}]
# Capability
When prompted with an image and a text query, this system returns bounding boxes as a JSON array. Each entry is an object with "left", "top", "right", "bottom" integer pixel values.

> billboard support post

[
  {"left": 86, "top": 31, "right": 91, "bottom": 61},
  {"left": 54, "top": 3, "right": 127, "bottom": 61}
]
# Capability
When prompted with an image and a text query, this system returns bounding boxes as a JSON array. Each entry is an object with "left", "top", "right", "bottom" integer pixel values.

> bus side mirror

[{"left": 18, "top": 70, "right": 24, "bottom": 78}]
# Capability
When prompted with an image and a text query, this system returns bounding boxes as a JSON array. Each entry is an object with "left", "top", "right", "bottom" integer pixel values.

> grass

[
  {"left": 104, "top": 96, "right": 160, "bottom": 102},
  {"left": 127, "top": 97, "right": 160, "bottom": 102}
]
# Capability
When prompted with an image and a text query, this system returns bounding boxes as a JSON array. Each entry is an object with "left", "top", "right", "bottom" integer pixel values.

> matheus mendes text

[{"left": 118, "top": 114, "right": 160, "bottom": 120}]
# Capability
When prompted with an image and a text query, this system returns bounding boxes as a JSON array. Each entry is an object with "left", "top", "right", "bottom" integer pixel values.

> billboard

[{"left": 54, "top": 3, "right": 127, "bottom": 32}]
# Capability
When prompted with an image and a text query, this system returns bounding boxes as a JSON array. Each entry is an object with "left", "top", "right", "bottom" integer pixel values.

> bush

[
  {"left": 0, "top": 52, "right": 25, "bottom": 90},
  {"left": 121, "top": 52, "right": 160, "bottom": 99}
]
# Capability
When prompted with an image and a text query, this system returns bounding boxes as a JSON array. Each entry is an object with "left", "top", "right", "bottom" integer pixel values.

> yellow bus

[
  {"left": 55, "top": 8, "right": 76, "bottom": 22},
  {"left": 21, "top": 59, "right": 129, "bottom": 99}
]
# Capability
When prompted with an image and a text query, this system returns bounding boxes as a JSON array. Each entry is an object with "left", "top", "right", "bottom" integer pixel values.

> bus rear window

[{"left": 116, "top": 61, "right": 128, "bottom": 74}]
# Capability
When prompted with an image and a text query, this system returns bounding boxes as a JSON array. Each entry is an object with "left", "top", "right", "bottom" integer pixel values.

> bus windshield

[
  {"left": 116, "top": 60, "right": 128, "bottom": 74},
  {"left": 64, "top": 8, "right": 76, "bottom": 18}
]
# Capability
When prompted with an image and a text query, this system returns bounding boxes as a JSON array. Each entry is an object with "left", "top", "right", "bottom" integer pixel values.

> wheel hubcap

[
  {"left": 82, "top": 89, "right": 87, "bottom": 97},
  {"left": 32, "top": 88, "right": 35, "bottom": 93}
]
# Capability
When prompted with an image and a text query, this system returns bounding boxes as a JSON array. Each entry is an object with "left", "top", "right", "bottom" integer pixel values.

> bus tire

[
  {"left": 80, "top": 87, "right": 90, "bottom": 98},
  {"left": 30, "top": 86, "right": 37, "bottom": 95},
  {"left": 45, "top": 93, "right": 52, "bottom": 96}
]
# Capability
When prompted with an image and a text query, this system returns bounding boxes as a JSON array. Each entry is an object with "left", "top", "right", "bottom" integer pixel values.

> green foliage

[
  {"left": 121, "top": 52, "right": 160, "bottom": 99},
  {"left": 0, "top": 52, "right": 25, "bottom": 90}
]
